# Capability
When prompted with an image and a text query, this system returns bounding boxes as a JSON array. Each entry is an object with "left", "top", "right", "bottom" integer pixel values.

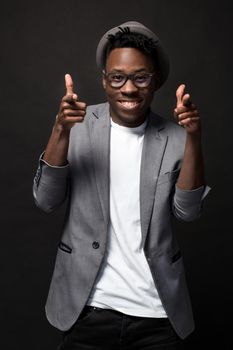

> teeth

[{"left": 120, "top": 101, "right": 139, "bottom": 109}]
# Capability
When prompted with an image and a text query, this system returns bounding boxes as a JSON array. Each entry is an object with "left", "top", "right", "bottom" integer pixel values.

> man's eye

[
  {"left": 134, "top": 74, "right": 147, "bottom": 82},
  {"left": 110, "top": 74, "right": 124, "bottom": 81}
]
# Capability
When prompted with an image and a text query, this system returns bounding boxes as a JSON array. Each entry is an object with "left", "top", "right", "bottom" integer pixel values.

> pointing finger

[
  {"left": 176, "top": 84, "right": 185, "bottom": 106},
  {"left": 65, "top": 73, "right": 74, "bottom": 95}
]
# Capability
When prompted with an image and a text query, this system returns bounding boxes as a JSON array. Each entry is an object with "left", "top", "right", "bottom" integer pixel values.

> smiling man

[
  {"left": 33, "top": 21, "right": 210, "bottom": 349},
  {"left": 103, "top": 47, "right": 156, "bottom": 127}
]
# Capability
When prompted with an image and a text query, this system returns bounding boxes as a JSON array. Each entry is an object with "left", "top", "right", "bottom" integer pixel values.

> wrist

[
  {"left": 53, "top": 121, "right": 71, "bottom": 137},
  {"left": 186, "top": 130, "right": 202, "bottom": 143}
]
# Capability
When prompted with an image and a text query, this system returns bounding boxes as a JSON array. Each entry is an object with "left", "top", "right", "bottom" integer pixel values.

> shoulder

[
  {"left": 70, "top": 102, "right": 110, "bottom": 141},
  {"left": 148, "top": 111, "right": 186, "bottom": 159},
  {"left": 149, "top": 110, "right": 186, "bottom": 142}
]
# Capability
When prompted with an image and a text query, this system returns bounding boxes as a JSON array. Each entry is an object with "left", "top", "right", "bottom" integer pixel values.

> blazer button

[{"left": 92, "top": 241, "right": 100, "bottom": 249}]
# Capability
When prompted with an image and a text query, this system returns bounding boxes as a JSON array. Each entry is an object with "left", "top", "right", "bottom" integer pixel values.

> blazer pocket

[
  {"left": 171, "top": 250, "right": 182, "bottom": 264},
  {"left": 58, "top": 241, "right": 72, "bottom": 254},
  {"left": 157, "top": 169, "right": 180, "bottom": 185}
]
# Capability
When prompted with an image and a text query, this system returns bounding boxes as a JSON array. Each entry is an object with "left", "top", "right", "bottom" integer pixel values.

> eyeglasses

[{"left": 103, "top": 72, "right": 155, "bottom": 88}]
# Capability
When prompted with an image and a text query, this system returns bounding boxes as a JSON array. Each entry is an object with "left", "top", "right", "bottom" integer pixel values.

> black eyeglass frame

[{"left": 103, "top": 71, "right": 156, "bottom": 88}]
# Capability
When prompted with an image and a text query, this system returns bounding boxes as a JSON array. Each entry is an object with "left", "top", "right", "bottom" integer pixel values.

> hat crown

[{"left": 118, "top": 21, "right": 147, "bottom": 28}]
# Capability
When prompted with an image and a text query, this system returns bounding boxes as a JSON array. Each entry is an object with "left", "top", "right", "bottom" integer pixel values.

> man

[{"left": 33, "top": 21, "right": 210, "bottom": 349}]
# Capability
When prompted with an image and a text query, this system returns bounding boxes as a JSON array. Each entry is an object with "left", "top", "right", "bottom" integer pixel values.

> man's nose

[{"left": 120, "top": 79, "right": 138, "bottom": 94}]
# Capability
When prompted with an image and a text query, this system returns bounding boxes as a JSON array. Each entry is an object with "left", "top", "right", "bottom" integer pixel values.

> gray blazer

[{"left": 33, "top": 102, "right": 208, "bottom": 339}]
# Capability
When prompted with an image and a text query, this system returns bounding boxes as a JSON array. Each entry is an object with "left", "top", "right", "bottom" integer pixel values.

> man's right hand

[{"left": 56, "top": 74, "right": 87, "bottom": 130}]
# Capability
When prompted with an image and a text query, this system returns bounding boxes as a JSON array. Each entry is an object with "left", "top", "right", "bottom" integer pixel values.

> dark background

[{"left": 1, "top": 0, "right": 232, "bottom": 349}]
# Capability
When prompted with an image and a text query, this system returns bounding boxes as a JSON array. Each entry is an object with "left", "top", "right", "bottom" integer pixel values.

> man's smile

[{"left": 118, "top": 100, "right": 142, "bottom": 110}]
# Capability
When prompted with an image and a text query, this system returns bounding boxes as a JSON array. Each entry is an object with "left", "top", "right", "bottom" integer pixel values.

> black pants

[{"left": 57, "top": 306, "right": 184, "bottom": 350}]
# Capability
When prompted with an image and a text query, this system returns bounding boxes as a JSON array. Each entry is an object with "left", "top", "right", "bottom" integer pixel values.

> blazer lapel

[
  {"left": 89, "top": 103, "right": 111, "bottom": 225},
  {"left": 140, "top": 112, "right": 168, "bottom": 247}
]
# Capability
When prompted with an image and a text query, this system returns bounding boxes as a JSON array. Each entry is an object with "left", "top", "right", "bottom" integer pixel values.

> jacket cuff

[
  {"left": 39, "top": 151, "right": 69, "bottom": 168},
  {"left": 174, "top": 185, "right": 211, "bottom": 206},
  {"left": 34, "top": 152, "right": 70, "bottom": 187}
]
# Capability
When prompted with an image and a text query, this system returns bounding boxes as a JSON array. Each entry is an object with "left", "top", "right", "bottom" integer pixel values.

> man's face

[{"left": 103, "top": 47, "right": 158, "bottom": 127}]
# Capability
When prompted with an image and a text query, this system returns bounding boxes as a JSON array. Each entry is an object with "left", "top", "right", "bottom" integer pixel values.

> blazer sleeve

[
  {"left": 172, "top": 185, "right": 211, "bottom": 222},
  {"left": 33, "top": 154, "right": 70, "bottom": 213}
]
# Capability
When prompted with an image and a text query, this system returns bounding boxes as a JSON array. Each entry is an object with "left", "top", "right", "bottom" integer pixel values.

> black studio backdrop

[{"left": 0, "top": 0, "right": 232, "bottom": 349}]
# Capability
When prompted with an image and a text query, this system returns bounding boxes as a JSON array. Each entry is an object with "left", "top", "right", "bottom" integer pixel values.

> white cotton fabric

[{"left": 88, "top": 118, "right": 167, "bottom": 318}]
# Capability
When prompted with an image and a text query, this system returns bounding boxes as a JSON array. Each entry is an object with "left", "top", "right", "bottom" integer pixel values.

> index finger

[
  {"left": 176, "top": 84, "right": 185, "bottom": 106},
  {"left": 65, "top": 73, "right": 74, "bottom": 95}
]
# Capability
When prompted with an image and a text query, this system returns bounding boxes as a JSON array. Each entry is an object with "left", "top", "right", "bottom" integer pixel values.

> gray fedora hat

[{"left": 96, "top": 21, "right": 170, "bottom": 87}]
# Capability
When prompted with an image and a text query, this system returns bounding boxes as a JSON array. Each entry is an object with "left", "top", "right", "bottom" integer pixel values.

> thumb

[
  {"left": 176, "top": 84, "right": 185, "bottom": 106},
  {"left": 65, "top": 73, "right": 74, "bottom": 95}
]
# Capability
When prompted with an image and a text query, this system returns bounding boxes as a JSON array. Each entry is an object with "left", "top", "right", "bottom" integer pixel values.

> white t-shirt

[{"left": 88, "top": 118, "right": 166, "bottom": 318}]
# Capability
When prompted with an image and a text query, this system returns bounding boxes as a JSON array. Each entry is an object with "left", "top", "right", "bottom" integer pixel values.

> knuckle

[
  {"left": 62, "top": 102, "right": 68, "bottom": 109},
  {"left": 77, "top": 102, "right": 86, "bottom": 109},
  {"left": 178, "top": 106, "right": 185, "bottom": 113},
  {"left": 63, "top": 109, "right": 69, "bottom": 116}
]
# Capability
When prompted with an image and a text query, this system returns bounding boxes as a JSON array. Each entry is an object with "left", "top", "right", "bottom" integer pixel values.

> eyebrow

[{"left": 107, "top": 68, "right": 150, "bottom": 73}]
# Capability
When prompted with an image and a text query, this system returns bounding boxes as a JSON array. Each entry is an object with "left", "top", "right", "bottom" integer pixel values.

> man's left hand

[{"left": 174, "top": 84, "right": 201, "bottom": 134}]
